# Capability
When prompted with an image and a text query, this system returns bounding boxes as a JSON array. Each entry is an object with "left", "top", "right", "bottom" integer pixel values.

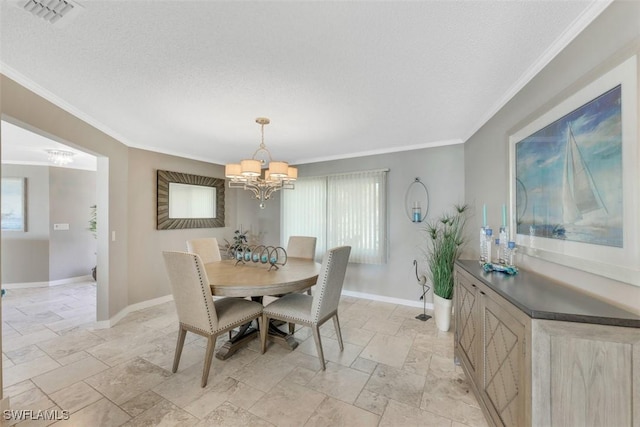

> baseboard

[
  {"left": 0, "top": 397, "right": 9, "bottom": 411},
  {"left": 1, "top": 397, "right": 10, "bottom": 426},
  {"left": 2, "top": 275, "right": 93, "bottom": 290},
  {"left": 94, "top": 294, "right": 174, "bottom": 329},
  {"left": 342, "top": 289, "right": 434, "bottom": 311}
]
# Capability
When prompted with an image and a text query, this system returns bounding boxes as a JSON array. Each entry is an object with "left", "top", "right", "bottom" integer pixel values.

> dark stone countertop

[{"left": 455, "top": 259, "right": 640, "bottom": 328}]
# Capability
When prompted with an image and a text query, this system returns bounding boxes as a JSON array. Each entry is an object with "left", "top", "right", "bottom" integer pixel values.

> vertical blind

[
  {"left": 281, "top": 169, "right": 387, "bottom": 264},
  {"left": 281, "top": 176, "right": 327, "bottom": 259}
]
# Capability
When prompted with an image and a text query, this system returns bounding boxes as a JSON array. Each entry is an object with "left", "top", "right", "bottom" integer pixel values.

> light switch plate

[{"left": 53, "top": 223, "right": 69, "bottom": 230}]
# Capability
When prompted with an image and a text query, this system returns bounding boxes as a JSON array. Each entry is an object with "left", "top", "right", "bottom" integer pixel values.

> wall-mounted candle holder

[{"left": 405, "top": 177, "right": 429, "bottom": 223}]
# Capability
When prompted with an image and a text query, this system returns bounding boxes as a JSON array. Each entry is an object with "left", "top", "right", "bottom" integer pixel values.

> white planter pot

[{"left": 434, "top": 294, "right": 453, "bottom": 332}]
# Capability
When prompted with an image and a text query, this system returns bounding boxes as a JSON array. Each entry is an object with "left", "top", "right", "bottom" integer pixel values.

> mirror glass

[{"left": 168, "top": 183, "right": 216, "bottom": 219}]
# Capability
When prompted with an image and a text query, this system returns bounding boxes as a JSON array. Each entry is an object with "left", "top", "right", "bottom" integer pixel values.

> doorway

[{"left": 1, "top": 118, "right": 107, "bottom": 321}]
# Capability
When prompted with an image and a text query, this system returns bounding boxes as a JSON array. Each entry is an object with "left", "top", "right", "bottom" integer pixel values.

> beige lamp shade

[
  {"left": 241, "top": 159, "right": 261, "bottom": 176},
  {"left": 287, "top": 166, "right": 298, "bottom": 181},
  {"left": 269, "top": 161, "right": 289, "bottom": 177},
  {"left": 225, "top": 163, "right": 242, "bottom": 178}
]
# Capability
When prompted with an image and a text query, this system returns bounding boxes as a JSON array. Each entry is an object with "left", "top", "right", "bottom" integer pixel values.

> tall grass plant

[{"left": 425, "top": 204, "right": 468, "bottom": 299}]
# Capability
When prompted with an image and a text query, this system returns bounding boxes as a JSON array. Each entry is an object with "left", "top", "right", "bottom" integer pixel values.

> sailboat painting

[{"left": 515, "top": 85, "right": 622, "bottom": 248}]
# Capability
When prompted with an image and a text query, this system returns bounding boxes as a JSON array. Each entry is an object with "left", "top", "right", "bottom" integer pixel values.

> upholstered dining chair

[
  {"left": 162, "top": 251, "right": 264, "bottom": 387},
  {"left": 186, "top": 237, "right": 222, "bottom": 264},
  {"left": 261, "top": 246, "right": 351, "bottom": 370},
  {"left": 283, "top": 236, "right": 318, "bottom": 332},
  {"left": 286, "top": 236, "right": 317, "bottom": 260}
]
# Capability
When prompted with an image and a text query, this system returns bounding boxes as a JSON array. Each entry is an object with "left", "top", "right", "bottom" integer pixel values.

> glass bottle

[
  {"left": 479, "top": 227, "right": 487, "bottom": 263},
  {"left": 485, "top": 228, "right": 493, "bottom": 264},
  {"left": 506, "top": 241, "right": 517, "bottom": 267},
  {"left": 499, "top": 227, "right": 508, "bottom": 264}
]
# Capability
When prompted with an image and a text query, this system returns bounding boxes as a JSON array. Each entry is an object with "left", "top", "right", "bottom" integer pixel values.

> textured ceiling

[{"left": 0, "top": 1, "right": 609, "bottom": 167}]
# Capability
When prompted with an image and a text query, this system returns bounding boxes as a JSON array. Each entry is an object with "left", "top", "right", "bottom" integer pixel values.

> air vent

[{"left": 18, "top": 0, "right": 82, "bottom": 26}]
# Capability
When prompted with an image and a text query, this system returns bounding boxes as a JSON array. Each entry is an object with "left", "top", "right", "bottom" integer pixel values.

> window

[{"left": 281, "top": 169, "right": 387, "bottom": 264}]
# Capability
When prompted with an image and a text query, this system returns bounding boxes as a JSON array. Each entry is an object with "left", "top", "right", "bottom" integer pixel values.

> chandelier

[
  {"left": 225, "top": 118, "right": 297, "bottom": 209},
  {"left": 46, "top": 149, "right": 75, "bottom": 166}
]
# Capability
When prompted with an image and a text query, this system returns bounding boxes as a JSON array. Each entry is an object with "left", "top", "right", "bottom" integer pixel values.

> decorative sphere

[
  {"left": 270, "top": 257, "right": 277, "bottom": 264},
  {"left": 261, "top": 255, "right": 268, "bottom": 263},
  {"left": 253, "top": 254, "right": 259, "bottom": 262},
  {"left": 244, "top": 252, "right": 251, "bottom": 261},
  {"left": 236, "top": 252, "right": 242, "bottom": 260}
]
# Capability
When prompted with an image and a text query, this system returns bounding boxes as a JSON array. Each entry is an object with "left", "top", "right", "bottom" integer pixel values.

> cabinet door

[
  {"left": 454, "top": 272, "right": 481, "bottom": 380},
  {"left": 481, "top": 294, "right": 526, "bottom": 427}
]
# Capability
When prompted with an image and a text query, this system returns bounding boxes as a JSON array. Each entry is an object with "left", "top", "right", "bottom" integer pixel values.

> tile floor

[{"left": 2, "top": 281, "right": 488, "bottom": 426}]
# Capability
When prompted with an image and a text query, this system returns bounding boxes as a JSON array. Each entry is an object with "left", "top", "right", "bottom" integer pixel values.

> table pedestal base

[
  {"left": 214, "top": 320, "right": 298, "bottom": 360},
  {"left": 267, "top": 322, "right": 299, "bottom": 350}
]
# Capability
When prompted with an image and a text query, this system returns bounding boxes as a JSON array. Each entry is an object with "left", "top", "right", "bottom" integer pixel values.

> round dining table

[
  {"left": 206, "top": 258, "right": 321, "bottom": 297},
  {"left": 205, "top": 258, "right": 321, "bottom": 360}
]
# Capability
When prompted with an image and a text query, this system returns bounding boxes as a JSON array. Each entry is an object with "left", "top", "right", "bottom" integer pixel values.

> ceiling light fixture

[
  {"left": 46, "top": 149, "right": 75, "bottom": 166},
  {"left": 225, "top": 117, "right": 297, "bottom": 209}
]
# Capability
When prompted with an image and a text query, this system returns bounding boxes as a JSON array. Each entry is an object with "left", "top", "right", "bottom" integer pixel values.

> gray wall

[
  {"left": 240, "top": 144, "right": 465, "bottom": 303},
  {"left": 126, "top": 147, "right": 235, "bottom": 304},
  {"left": 49, "top": 167, "right": 97, "bottom": 280},
  {"left": 235, "top": 187, "right": 282, "bottom": 247},
  {"left": 1, "top": 164, "right": 96, "bottom": 283},
  {"left": 2, "top": 164, "right": 50, "bottom": 282},
  {"left": 464, "top": 0, "right": 640, "bottom": 314}
]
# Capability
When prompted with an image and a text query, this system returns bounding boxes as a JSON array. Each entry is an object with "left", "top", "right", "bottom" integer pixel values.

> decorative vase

[{"left": 433, "top": 294, "right": 453, "bottom": 332}]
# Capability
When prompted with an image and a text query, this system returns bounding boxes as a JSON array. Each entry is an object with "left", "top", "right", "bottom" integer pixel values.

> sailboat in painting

[{"left": 561, "top": 124, "right": 607, "bottom": 225}]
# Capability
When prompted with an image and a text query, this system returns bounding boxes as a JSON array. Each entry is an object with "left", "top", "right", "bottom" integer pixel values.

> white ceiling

[
  {"left": 1, "top": 120, "right": 97, "bottom": 171},
  {"left": 0, "top": 0, "right": 611, "bottom": 167}
]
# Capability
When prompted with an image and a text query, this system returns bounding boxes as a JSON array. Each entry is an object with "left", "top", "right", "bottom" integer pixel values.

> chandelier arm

[
  {"left": 229, "top": 180, "right": 260, "bottom": 199},
  {"left": 264, "top": 184, "right": 281, "bottom": 200},
  {"left": 244, "top": 184, "right": 261, "bottom": 199}
]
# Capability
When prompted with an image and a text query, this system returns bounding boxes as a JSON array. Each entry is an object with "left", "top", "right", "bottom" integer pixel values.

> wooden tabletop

[{"left": 205, "top": 258, "right": 321, "bottom": 297}]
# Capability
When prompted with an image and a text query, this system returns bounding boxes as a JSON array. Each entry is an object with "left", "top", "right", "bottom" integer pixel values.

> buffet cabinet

[{"left": 454, "top": 261, "right": 640, "bottom": 427}]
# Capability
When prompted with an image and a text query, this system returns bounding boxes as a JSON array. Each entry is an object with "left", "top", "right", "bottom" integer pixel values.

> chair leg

[
  {"left": 333, "top": 314, "right": 344, "bottom": 351},
  {"left": 172, "top": 325, "right": 187, "bottom": 373},
  {"left": 260, "top": 314, "right": 269, "bottom": 354},
  {"left": 312, "top": 325, "right": 326, "bottom": 370},
  {"left": 288, "top": 322, "right": 295, "bottom": 335},
  {"left": 201, "top": 335, "right": 216, "bottom": 388}
]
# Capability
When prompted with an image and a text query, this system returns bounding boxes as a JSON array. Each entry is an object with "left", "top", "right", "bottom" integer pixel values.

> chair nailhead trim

[{"left": 192, "top": 254, "right": 215, "bottom": 333}]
